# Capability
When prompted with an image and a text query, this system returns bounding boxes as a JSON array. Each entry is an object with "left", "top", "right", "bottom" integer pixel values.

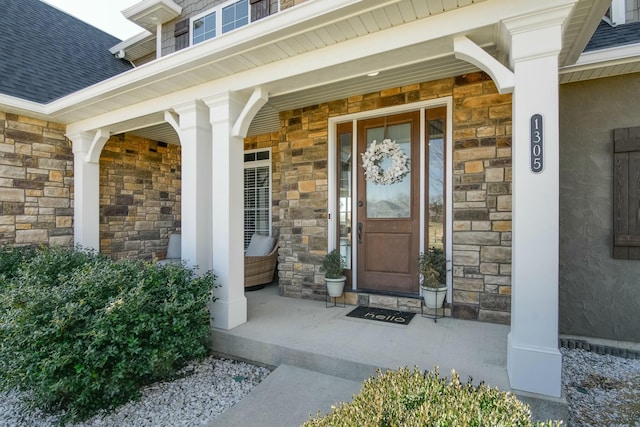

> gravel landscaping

[
  {"left": 0, "top": 357, "right": 270, "bottom": 427},
  {"left": 562, "top": 347, "right": 640, "bottom": 426},
  {"left": 1, "top": 348, "right": 639, "bottom": 426}
]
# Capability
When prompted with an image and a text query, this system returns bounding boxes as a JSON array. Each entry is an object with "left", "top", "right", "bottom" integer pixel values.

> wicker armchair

[{"left": 244, "top": 234, "right": 278, "bottom": 289}]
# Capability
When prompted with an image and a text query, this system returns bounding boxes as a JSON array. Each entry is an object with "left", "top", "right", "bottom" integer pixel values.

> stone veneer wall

[
  {"left": 0, "top": 112, "right": 74, "bottom": 247},
  {"left": 99, "top": 134, "right": 181, "bottom": 261},
  {"left": 274, "top": 72, "right": 513, "bottom": 323},
  {"left": 451, "top": 73, "right": 512, "bottom": 324}
]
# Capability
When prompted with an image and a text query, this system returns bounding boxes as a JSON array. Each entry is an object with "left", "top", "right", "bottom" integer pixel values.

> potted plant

[
  {"left": 418, "top": 247, "right": 447, "bottom": 308},
  {"left": 321, "top": 249, "right": 347, "bottom": 297}
]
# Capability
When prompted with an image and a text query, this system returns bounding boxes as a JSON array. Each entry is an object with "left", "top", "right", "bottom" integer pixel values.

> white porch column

[
  {"left": 504, "top": 7, "right": 573, "bottom": 397},
  {"left": 173, "top": 101, "right": 213, "bottom": 271},
  {"left": 203, "top": 92, "right": 247, "bottom": 330},
  {"left": 68, "top": 132, "right": 101, "bottom": 251}
]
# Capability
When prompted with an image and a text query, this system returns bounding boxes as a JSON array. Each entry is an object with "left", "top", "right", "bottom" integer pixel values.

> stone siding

[
  {"left": 0, "top": 112, "right": 74, "bottom": 247},
  {"left": 273, "top": 72, "right": 513, "bottom": 323},
  {"left": 99, "top": 134, "right": 181, "bottom": 260},
  {"left": 451, "top": 73, "right": 512, "bottom": 324}
]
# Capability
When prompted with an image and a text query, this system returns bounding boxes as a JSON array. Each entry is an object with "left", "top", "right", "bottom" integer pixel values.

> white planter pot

[
  {"left": 325, "top": 276, "right": 346, "bottom": 297},
  {"left": 421, "top": 285, "right": 447, "bottom": 309}
]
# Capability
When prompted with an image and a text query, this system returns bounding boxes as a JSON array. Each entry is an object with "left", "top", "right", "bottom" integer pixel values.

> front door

[{"left": 356, "top": 112, "right": 420, "bottom": 294}]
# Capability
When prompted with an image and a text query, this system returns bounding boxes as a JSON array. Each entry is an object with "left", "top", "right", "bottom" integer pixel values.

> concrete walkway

[
  {"left": 208, "top": 284, "right": 567, "bottom": 426},
  {"left": 208, "top": 365, "right": 362, "bottom": 427}
]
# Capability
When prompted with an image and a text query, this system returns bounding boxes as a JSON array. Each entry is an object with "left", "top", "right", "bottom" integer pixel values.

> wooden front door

[{"left": 356, "top": 112, "right": 420, "bottom": 294}]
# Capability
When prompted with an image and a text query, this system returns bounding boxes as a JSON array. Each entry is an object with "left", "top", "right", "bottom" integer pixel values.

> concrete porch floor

[{"left": 209, "top": 283, "right": 566, "bottom": 426}]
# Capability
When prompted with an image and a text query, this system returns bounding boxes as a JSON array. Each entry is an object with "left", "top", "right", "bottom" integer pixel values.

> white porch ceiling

[
  {"left": 8, "top": 0, "right": 608, "bottom": 145},
  {"left": 128, "top": 52, "right": 485, "bottom": 144}
]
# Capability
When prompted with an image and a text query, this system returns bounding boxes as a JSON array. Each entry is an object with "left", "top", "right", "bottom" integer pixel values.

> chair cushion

[
  {"left": 166, "top": 233, "right": 181, "bottom": 259},
  {"left": 245, "top": 234, "right": 275, "bottom": 256}
]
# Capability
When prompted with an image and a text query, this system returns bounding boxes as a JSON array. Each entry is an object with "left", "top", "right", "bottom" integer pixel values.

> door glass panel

[
  {"left": 338, "top": 131, "right": 352, "bottom": 269},
  {"left": 366, "top": 123, "right": 412, "bottom": 218},
  {"left": 428, "top": 119, "right": 445, "bottom": 249}
]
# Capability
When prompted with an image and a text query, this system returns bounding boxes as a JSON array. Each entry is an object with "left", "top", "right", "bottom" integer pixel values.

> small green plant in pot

[
  {"left": 321, "top": 249, "right": 347, "bottom": 297},
  {"left": 418, "top": 247, "right": 447, "bottom": 308}
]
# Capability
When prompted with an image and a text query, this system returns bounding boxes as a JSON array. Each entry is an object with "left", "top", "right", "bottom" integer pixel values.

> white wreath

[{"left": 361, "top": 138, "right": 410, "bottom": 185}]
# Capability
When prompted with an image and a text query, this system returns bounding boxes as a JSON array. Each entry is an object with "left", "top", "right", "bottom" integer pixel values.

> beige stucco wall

[{"left": 559, "top": 72, "right": 640, "bottom": 343}]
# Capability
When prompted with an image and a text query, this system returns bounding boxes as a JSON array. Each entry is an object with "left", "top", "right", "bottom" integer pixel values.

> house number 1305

[{"left": 530, "top": 114, "right": 543, "bottom": 173}]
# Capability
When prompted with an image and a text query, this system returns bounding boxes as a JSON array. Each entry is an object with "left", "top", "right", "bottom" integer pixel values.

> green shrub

[
  {"left": 0, "top": 245, "right": 37, "bottom": 287},
  {"left": 303, "top": 367, "right": 561, "bottom": 427},
  {"left": 0, "top": 246, "right": 216, "bottom": 422}
]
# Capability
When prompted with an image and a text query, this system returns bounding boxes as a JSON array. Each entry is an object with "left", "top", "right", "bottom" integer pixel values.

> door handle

[{"left": 358, "top": 222, "right": 363, "bottom": 244}]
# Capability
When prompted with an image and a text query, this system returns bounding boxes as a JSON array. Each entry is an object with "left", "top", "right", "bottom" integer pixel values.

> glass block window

[{"left": 244, "top": 149, "right": 272, "bottom": 249}]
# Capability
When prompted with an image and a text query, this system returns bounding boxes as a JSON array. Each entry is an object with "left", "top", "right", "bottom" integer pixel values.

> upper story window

[{"left": 192, "top": 0, "right": 250, "bottom": 45}]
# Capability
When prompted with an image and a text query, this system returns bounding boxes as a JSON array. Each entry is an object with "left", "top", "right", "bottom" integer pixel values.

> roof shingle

[
  {"left": 585, "top": 20, "right": 640, "bottom": 52},
  {"left": 0, "top": 0, "right": 134, "bottom": 103}
]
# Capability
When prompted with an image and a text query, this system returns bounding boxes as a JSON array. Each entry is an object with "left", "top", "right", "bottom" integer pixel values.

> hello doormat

[{"left": 346, "top": 306, "right": 415, "bottom": 325}]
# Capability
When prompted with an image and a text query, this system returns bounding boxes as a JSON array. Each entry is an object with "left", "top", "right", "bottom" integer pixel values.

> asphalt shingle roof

[
  {"left": 0, "top": 0, "right": 133, "bottom": 103},
  {"left": 585, "top": 20, "right": 640, "bottom": 52}
]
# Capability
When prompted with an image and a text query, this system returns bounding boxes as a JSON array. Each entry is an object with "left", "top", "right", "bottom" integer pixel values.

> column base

[
  {"left": 507, "top": 332, "right": 562, "bottom": 397},
  {"left": 210, "top": 296, "right": 247, "bottom": 330}
]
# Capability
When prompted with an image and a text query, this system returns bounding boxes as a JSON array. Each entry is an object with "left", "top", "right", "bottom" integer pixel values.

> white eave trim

[
  {"left": 2, "top": 0, "right": 389, "bottom": 122},
  {"left": 109, "top": 30, "right": 154, "bottom": 54},
  {"left": 0, "top": 94, "right": 49, "bottom": 120},
  {"left": 123, "top": 0, "right": 182, "bottom": 30},
  {"left": 560, "top": 42, "right": 640, "bottom": 74},
  {"left": 44, "top": 0, "right": 382, "bottom": 115}
]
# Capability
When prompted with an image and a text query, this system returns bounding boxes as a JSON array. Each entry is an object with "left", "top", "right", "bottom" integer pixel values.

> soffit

[
  {"left": 128, "top": 52, "right": 487, "bottom": 144},
  {"left": 110, "top": 31, "right": 157, "bottom": 62},
  {"left": 123, "top": 0, "right": 182, "bottom": 31},
  {"left": 44, "top": 0, "right": 609, "bottom": 143},
  {"left": 559, "top": 61, "right": 640, "bottom": 83},
  {"left": 559, "top": 43, "right": 640, "bottom": 84},
  {"left": 559, "top": 0, "right": 611, "bottom": 67},
  {"left": 52, "top": 0, "right": 492, "bottom": 125}
]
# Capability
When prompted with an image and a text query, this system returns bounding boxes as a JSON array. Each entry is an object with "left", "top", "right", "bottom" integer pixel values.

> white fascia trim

[
  {"left": 0, "top": 94, "right": 48, "bottom": 119},
  {"left": 49, "top": 0, "right": 375, "bottom": 116},
  {"left": 109, "top": 30, "right": 154, "bottom": 55},
  {"left": 51, "top": 0, "right": 530, "bottom": 123},
  {"left": 45, "top": 0, "right": 561, "bottom": 130},
  {"left": 123, "top": 0, "right": 182, "bottom": 27},
  {"left": 560, "top": 43, "right": 640, "bottom": 74}
]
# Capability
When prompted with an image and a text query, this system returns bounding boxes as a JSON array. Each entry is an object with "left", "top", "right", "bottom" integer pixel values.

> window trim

[
  {"left": 244, "top": 148, "right": 273, "bottom": 249},
  {"left": 190, "top": 0, "right": 251, "bottom": 46}
]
